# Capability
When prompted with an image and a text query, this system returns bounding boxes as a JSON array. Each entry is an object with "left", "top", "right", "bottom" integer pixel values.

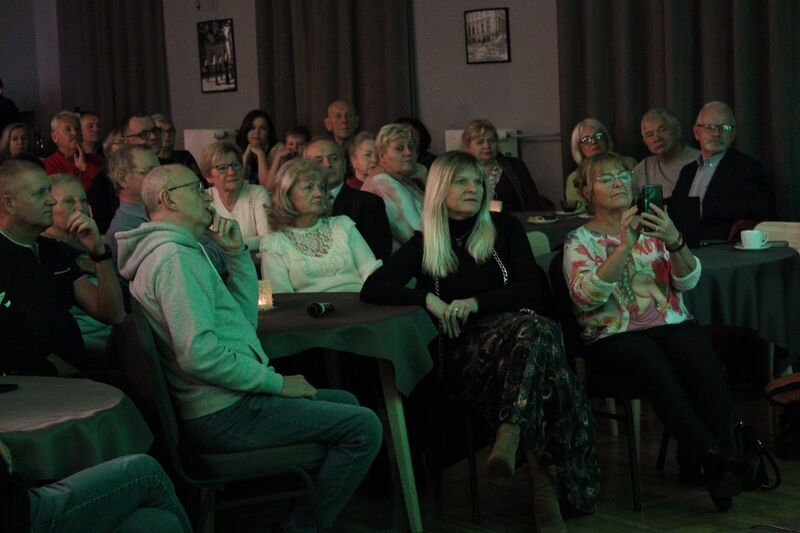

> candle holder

[{"left": 258, "top": 280, "right": 274, "bottom": 311}]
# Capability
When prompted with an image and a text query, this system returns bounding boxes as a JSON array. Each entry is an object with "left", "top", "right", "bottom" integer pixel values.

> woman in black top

[{"left": 361, "top": 151, "right": 599, "bottom": 529}]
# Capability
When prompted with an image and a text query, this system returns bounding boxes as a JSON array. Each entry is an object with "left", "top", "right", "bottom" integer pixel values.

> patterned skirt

[{"left": 443, "top": 312, "right": 601, "bottom": 514}]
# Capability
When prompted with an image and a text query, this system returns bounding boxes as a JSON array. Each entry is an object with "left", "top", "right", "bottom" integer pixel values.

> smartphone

[{"left": 639, "top": 184, "right": 663, "bottom": 216}]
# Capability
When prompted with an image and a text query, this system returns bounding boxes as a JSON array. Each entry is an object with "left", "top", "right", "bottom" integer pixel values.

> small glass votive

[
  {"left": 258, "top": 280, "right": 273, "bottom": 311},
  {"left": 489, "top": 200, "right": 503, "bottom": 212}
]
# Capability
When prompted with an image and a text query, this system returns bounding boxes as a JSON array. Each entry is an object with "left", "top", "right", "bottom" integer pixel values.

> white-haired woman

[
  {"left": 345, "top": 131, "right": 377, "bottom": 190},
  {"left": 361, "top": 123, "right": 425, "bottom": 251},
  {"left": 565, "top": 118, "right": 636, "bottom": 211},
  {"left": 202, "top": 141, "right": 270, "bottom": 249},
  {"left": 361, "top": 151, "right": 599, "bottom": 530},
  {"left": 260, "top": 158, "right": 381, "bottom": 293}
]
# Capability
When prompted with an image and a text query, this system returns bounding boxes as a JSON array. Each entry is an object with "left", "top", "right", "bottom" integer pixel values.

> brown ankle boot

[
  {"left": 487, "top": 423, "right": 520, "bottom": 485},
  {"left": 526, "top": 450, "right": 566, "bottom": 533}
]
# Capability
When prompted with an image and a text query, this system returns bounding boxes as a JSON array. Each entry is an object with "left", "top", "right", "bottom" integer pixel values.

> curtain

[
  {"left": 57, "top": 0, "right": 170, "bottom": 129},
  {"left": 557, "top": 0, "right": 800, "bottom": 220},
  {"left": 255, "top": 0, "right": 414, "bottom": 139}
]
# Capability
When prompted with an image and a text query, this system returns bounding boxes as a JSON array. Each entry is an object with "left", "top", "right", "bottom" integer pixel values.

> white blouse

[
  {"left": 260, "top": 215, "right": 382, "bottom": 293},
  {"left": 210, "top": 183, "right": 271, "bottom": 249}
]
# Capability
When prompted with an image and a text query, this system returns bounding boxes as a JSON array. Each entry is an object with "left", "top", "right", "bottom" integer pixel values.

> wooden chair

[{"left": 130, "top": 303, "right": 327, "bottom": 532}]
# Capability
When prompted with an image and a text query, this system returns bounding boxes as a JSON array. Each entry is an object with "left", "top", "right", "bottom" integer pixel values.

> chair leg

[
  {"left": 632, "top": 399, "right": 642, "bottom": 462},
  {"left": 656, "top": 426, "right": 670, "bottom": 471},
  {"left": 622, "top": 399, "right": 642, "bottom": 511},
  {"left": 605, "top": 398, "right": 619, "bottom": 436},
  {"left": 465, "top": 415, "right": 480, "bottom": 524}
]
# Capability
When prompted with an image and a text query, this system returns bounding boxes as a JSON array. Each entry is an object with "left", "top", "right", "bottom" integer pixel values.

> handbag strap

[{"left": 759, "top": 446, "right": 782, "bottom": 491}]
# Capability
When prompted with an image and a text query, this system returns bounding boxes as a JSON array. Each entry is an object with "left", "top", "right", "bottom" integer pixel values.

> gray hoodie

[{"left": 117, "top": 221, "right": 283, "bottom": 420}]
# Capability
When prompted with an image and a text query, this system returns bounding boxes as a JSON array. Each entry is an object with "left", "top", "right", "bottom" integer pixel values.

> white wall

[
  {"left": 413, "top": 0, "right": 564, "bottom": 205},
  {"left": 161, "top": 0, "right": 260, "bottom": 149}
]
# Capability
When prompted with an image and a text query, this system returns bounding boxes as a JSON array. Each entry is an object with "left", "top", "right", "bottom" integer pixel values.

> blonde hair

[
  {"left": 267, "top": 157, "right": 329, "bottom": 231},
  {"left": 421, "top": 151, "right": 496, "bottom": 277},
  {"left": 460, "top": 119, "right": 498, "bottom": 148},
  {"left": 375, "top": 123, "right": 417, "bottom": 156},
  {"left": 577, "top": 152, "right": 635, "bottom": 208},
  {"left": 199, "top": 141, "right": 242, "bottom": 178},
  {"left": 570, "top": 118, "right": 614, "bottom": 165}
]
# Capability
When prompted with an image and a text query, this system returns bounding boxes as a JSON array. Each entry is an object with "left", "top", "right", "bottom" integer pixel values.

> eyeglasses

[
  {"left": 124, "top": 127, "right": 163, "bottom": 141},
  {"left": 130, "top": 167, "right": 157, "bottom": 175},
  {"left": 592, "top": 170, "right": 633, "bottom": 187},
  {"left": 696, "top": 123, "right": 734, "bottom": 133},
  {"left": 165, "top": 181, "right": 204, "bottom": 195},
  {"left": 214, "top": 162, "right": 243, "bottom": 173},
  {"left": 579, "top": 132, "right": 606, "bottom": 145}
]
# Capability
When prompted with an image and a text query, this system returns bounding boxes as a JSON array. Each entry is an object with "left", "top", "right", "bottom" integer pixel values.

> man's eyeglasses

[
  {"left": 165, "top": 181, "right": 205, "bottom": 195},
  {"left": 214, "top": 162, "right": 243, "bottom": 173},
  {"left": 592, "top": 170, "right": 633, "bottom": 187},
  {"left": 579, "top": 132, "right": 606, "bottom": 145},
  {"left": 124, "top": 127, "right": 163, "bottom": 141},
  {"left": 696, "top": 123, "right": 734, "bottom": 133}
]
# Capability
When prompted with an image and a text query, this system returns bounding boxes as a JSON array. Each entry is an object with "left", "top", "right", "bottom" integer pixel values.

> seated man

[
  {"left": 324, "top": 100, "right": 359, "bottom": 147},
  {"left": 116, "top": 164, "right": 382, "bottom": 533},
  {"left": 0, "top": 160, "right": 124, "bottom": 375},
  {"left": 672, "top": 101, "right": 774, "bottom": 241},
  {"left": 633, "top": 107, "right": 699, "bottom": 197},
  {"left": 43, "top": 111, "right": 105, "bottom": 190}
]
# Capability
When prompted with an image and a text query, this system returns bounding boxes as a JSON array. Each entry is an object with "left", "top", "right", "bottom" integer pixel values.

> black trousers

[{"left": 588, "top": 321, "right": 733, "bottom": 459}]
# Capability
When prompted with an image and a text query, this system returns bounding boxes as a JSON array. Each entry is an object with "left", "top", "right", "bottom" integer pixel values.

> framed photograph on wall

[
  {"left": 464, "top": 8, "right": 511, "bottom": 64},
  {"left": 197, "top": 19, "right": 237, "bottom": 93}
]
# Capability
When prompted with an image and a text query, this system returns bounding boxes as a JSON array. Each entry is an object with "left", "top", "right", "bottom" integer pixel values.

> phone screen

[{"left": 639, "top": 185, "right": 663, "bottom": 215}]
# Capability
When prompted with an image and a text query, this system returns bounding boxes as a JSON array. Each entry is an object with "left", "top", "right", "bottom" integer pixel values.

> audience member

[
  {"left": 116, "top": 164, "right": 382, "bottom": 533},
  {"left": 265, "top": 125, "right": 311, "bottom": 178},
  {"left": 633, "top": 107, "right": 698, "bottom": 197},
  {"left": 261, "top": 158, "right": 382, "bottom": 292},
  {"left": 305, "top": 137, "right": 391, "bottom": 261},
  {"left": 462, "top": 119, "right": 554, "bottom": 212},
  {"left": 361, "top": 123, "right": 425, "bottom": 252},
  {"left": 121, "top": 113, "right": 162, "bottom": 156},
  {"left": 43, "top": 111, "right": 105, "bottom": 190},
  {"left": 396, "top": 116, "right": 436, "bottom": 169},
  {"left": 0, "top": 122, "right": 36, "bottom": 163},
  {"left": 324, "top": 100, "right": 359, "bottom": 146},
  {"left": 361, "top": 151, "right": 600, "bottom": 529},
  {"left": 0, "top": 78, "right": 21, "bottom": 133},
  {"left": 202, "top": 140, "right": 270, "bottom": 249},
  {"left": 565, "top": 118, "right": 636, "bottom": 211},
  {"left": 564, "top": 151, "right": 740, "bottom": 511},
  {"left": 672, "top": 101, "right": 774, "bottom": 241},
  {"left": 152, "top": 114, "right": 204, "bottom": 182},
  {"left": 80, "top": 111, "right": 103, "bottom": 156},
  {"left": 235, "top": 109, "right": 277, "bottom": 189},
  {"left": 86, "top": 129, "right": 125, "bottom": 234},
  {"left": 0, "top": 160, "right": 124, "bottom": 376},
  {"left": 0, "top": 442, "right": 192, "bottom": 533},
  {"left": 43, "top": 174, "right": 113, "bottom": 360},
  {"left": 345, "top": 131, "right": 378, "bottom": 189}
]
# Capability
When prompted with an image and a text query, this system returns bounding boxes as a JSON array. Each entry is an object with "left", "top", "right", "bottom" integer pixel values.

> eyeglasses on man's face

[
  {"left": 579, "top": 132, "right": 606, "bottom": 145},
  {"left": 125, "top": 127, "right": 163, "bottom": 141},
  {"left": 592, "top": 170, "right": 633, "bottom": 187},
  {"left": 165, "top": 180, "right": 205, "bottom": 195},
  {"left": 214, "top": 162, "right": 243, "bottom": 173},
  {"left": 695, "top": 123, "right": 735, "bottom": 133}
]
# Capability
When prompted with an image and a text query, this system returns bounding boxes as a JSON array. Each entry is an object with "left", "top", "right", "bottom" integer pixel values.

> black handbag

[{"left": 732, "top": 421, "right": 781, "bottom": 491}]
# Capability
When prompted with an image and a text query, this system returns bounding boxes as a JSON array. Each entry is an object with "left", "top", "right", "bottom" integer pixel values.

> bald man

[{"left": 324, "top": 100, "right": 359, "bottom": 145}]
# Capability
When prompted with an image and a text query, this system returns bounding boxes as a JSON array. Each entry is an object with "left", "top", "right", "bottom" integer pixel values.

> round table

[
  {"left": 512, "top": 210, "right": 586, "bottom": 250},
  {"left": 0, "top": 376, "right": 153, "bottom": 480}
]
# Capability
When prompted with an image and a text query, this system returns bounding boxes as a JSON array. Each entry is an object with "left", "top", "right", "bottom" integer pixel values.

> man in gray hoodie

[{"left": 116, "top": 164, "right": 381, "bottom": 533}]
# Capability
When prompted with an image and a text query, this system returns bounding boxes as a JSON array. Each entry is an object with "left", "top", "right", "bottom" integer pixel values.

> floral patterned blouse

[{"left": 563, "top": 226, "right": 701, "bottom": 344}]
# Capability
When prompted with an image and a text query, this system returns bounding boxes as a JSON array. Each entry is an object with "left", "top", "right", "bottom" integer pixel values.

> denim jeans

[
  {"left": 181, "top": 389, "right": 382, "bottom": 533},
  {"left": 28, "top": 454, "right": 191, "bottom": 533}
]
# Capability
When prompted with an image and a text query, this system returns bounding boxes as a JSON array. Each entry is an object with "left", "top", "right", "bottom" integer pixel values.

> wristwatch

[{"left": 89, "top": 246, "right": 113, "bottom": 262}]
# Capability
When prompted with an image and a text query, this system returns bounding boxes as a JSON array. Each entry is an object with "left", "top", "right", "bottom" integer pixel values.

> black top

[
  {"left": 0, "top": 233, "right": 85, "bottom": 374},
  {"left": 332, "top": 184, "right": 393, "bottom": 261},
  {"left": 495, "top": 154, "right": 555, "bottom": 212},
  {"left": 361, "top": 211, "right": 554, "bottom": 319}
]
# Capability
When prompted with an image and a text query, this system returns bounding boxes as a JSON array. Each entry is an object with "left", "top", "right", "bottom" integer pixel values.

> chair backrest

[
  {"left": 547, "top": 250, "right": 593, "bottom": 372},
  {"left": 527, "top": 231, "right": 551, "bottom": 256},
  {"left": 754, "top": 221, "right": 800, "bottom": 253}
]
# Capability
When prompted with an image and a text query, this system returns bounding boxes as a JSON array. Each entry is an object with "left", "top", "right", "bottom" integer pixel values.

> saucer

[
  {"left": 578, "top": 213, "right": 593, "bottom": 219},
  {"left": 528, "top": 216, "right": 559, "bottom": 225},
  {"left": 734, "top": 243, "right": 770, "bottom": 251},
  {"left": 556, "top": 209, "right": 585, "bottom": 216}
]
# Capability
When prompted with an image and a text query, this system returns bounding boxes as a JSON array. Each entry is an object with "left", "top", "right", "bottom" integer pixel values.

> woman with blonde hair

[
  {"left": 261, "top": 158, "right": 381, "bottom": 293},
  {"left": 361, "top": 123, "right": 425, "bottom": 251},
  {"left": 0, "top": 122, "right": 36, "bottom": 163},
  {"left": 362, "top": 151, "right": 600, "bottom": 530}
]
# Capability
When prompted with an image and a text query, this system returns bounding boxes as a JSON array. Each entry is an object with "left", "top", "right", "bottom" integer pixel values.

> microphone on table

[{"left": 307, "top": 302, "right": 335, "bottom": 318}]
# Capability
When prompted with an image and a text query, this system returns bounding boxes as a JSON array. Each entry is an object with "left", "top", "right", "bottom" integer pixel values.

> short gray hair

[
  {"left": 641, "top": 107, "right": 681, "bottom": 133},
  {"left": 0, "top": 159, "right": 43, "bottom": 196},
  {"left": 695, "top": 101, "right": 736, "bottom": 127},
  {"left": 375, "top": 123, "right": 417, "bottom": 156},
  {"left": 48, "top": 173, "right": 82, "bottom": 190},
  {"left": 346, "top": 131, "right": 375, "bottom": 158},
  {"left": 50, "top": 110, "right": 80, "bottom": 132},
  {"left": 141, "top": 164, "right": 188, "bottom": 217}
]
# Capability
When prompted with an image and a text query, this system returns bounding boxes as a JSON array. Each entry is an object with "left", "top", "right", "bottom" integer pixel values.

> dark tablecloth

[
  {"left": 512, "top": 210, "right": 586, "bottom": 250},
  {"left": 257, "top": 292, "right": 437, "bottom": 396}
]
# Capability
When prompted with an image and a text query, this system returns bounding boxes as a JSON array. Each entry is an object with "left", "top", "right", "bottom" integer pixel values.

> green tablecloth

[
  {"left": 0, "top": 376, "right": 153, "bottom": 480},
  {"left": 512, "top": 210, "right": 586, "bottom": 250},
  {"left": 257, "top": 292, "right": 437, "bottom": 396}
]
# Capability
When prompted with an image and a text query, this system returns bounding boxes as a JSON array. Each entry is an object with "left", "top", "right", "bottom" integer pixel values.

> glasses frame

[
  {"left": 165, "top": 180, "right": 205, "bottom": 195},
  {"left": 591, "top": 170, "right": 633, "bottom": 187},
  {"left": 214, "top": 162, "right": 243, "bottom": 173},
  {"left": 124, "top": 127, "right": 163, "bottom": 141},
  {"left": 579, "top": 132, "right": 606, "bottom": 145},
  {"left": 695, "top": 123, "right": 735, "bottom": 133}
]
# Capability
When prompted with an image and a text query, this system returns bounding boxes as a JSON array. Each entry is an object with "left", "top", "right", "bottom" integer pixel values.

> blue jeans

[
  {"left": 29, "top": 454, "right": 191, "bottom": 533},
  {"left": 181, "top": 389, "right": 382, "bottom": 533}
]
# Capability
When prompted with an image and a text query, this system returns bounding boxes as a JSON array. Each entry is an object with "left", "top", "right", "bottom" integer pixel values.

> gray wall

[
  {"left": 413, "top": 0, "right": 564, "bottom": 205},
  {"left": 161, "top": 0, "right": 260, "bottom": 149}
]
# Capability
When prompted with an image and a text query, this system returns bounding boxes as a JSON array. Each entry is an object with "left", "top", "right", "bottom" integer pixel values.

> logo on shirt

[{"left": 0, "top": 291, "right": 10, "bottom": 308}]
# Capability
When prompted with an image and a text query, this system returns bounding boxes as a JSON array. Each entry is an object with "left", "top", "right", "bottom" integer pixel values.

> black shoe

[{"left": 706, "top": 467, "right": 742, "bottom": 512}]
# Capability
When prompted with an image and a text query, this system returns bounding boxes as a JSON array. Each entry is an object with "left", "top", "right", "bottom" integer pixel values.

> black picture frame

[
  {"left": 197, "top": 18, "right": 238, "bottom": 93},
  {"left": 464, "top": 8, "right": 511, "bottom": 64}
]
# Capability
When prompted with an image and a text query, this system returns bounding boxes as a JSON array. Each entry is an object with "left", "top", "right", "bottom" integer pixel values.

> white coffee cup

[{"left": 741, "top": 230, "right": 769, "bottom": 249}]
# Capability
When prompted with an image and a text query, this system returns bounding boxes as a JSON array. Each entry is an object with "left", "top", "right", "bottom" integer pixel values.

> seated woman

[
  {"left": 462, "top": 119, "right": 553, "bottom": 212},
  {"left": 0, "top": 122, "right": 38, "bottom": 164},
  {"left": 235, "top": 109, "right": 279, "bottom": 190},
  {"left": 395, "top": 116, "right": 437, "bottom": 169},
  {"left": 261, "top": 158, "right": 381, "bottom": 293},
  {"left": 564, "top": 119, "right": 636, "bottom": 211},
  {"left": 563, "top": 151, "right": 740, "bottom": 512},
  {"left": 345, "top": 131, "right": 377, "bottom": 189},
  {"left": 361, "top": 151, "right": 600, "bottom": 530},
  {"left": 202, "top": 141, "right": 270, "bottom": 250},
  {"left": 152, "top": 114, "right": 203, "bottom": 181},
  {"left": 361, "top": 123, "right": 425, "bottom": 252}
]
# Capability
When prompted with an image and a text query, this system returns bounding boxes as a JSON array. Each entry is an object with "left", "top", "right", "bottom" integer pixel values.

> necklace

[{"left": 452, "top": 229, "right": 471, "bottom": 247}]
